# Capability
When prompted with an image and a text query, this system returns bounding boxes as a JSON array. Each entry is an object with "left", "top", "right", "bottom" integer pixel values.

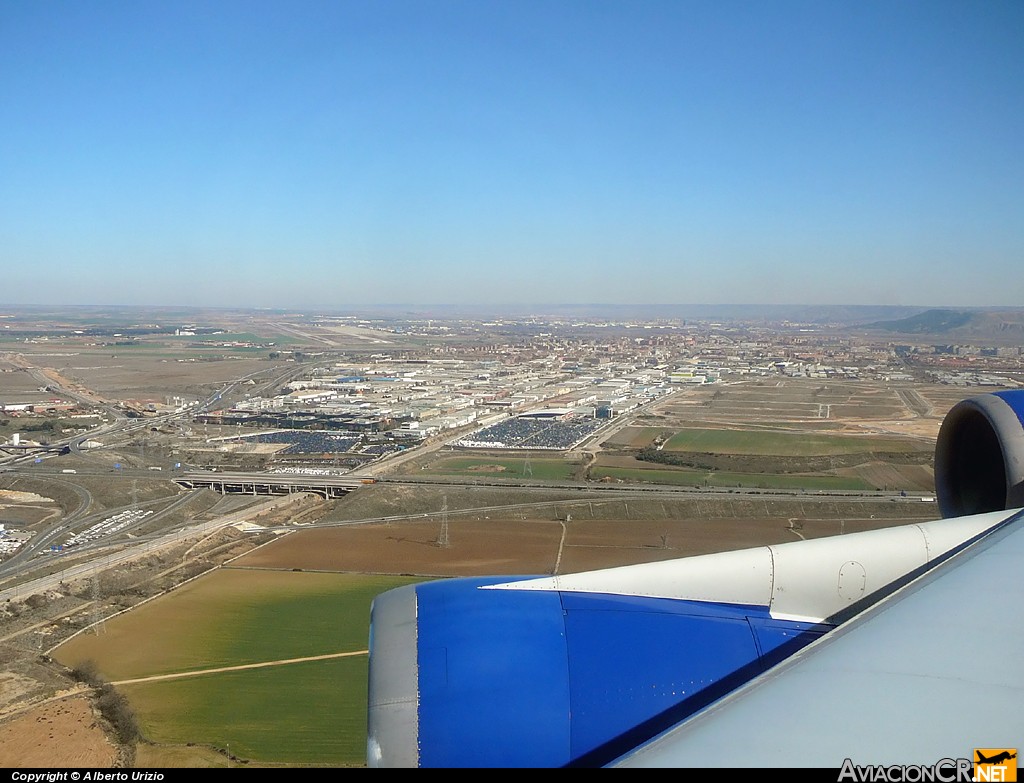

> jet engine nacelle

[{"left": 935, "top": 390, "right": 1024, "bottom": 518}]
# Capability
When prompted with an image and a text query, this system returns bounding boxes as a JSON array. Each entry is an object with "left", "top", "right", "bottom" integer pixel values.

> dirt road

[{"left": 110, "top": 650, "right": 369, "bottom": 686}]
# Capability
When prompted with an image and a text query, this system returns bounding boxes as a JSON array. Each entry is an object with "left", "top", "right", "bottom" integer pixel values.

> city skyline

[{"left": 2, "top": 1, "right": 1022, "bottom": 309}]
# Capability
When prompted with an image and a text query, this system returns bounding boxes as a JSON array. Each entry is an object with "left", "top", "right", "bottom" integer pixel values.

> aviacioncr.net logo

[
  {"left": 838, "top": 758, "right": 973, "bottom": 782},
  {"left": 974, "top": 749, "right": 1017, "bottom": 782}
]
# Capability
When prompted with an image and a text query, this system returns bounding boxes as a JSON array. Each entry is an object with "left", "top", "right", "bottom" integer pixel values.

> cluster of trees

[
  {"left": 636, "top": 447, "right": 718, "bottom": 471},
  {"left": 12, "top": 419, "right": 64, "bottom": 434},
  {"left": 0, "top": 417, "right": 98, "bottom": 433},
  {"left": 69, "top": 660, "right": 140, "bottom": 744}
]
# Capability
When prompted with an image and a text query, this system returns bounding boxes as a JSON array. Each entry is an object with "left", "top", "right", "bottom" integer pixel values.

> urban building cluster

[{"left": 3, "top": 316, "right": 1022, "bottom": 460}]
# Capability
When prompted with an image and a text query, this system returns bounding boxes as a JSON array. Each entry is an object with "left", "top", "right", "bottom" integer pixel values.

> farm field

[
  {"left": 589, "top": 451, "right": 934, "bottom": 492},
  {"left": 232, "top": 498, "right": 939, "bottom": 576},
  {"left": 121, "top": 657, "right": 368, "bottom": 765},
  {"left": 586, "top": 379, "right": 942, "bottom": 492},
  {"left": 590, "top": 465, "right": 873, "bottom": 491},
  {"left": 419, "top": 455, "right": 578, "bottom": 481},
  {"left": 53, "top": 569, "right": 420, "bottom": 766},
  {"left": 650, "top": 380, "right": 911, "bottom": 422},
  {"left": 659, "top": 428, "right": 924, "bottom": 455},
  {"left": 0, "top": 361, "right": 50, "bottom": 394},
  {"left": 37, "top": 354, "right": 285, "bottom": 403},
  {"left": 630, "top": 379, "right": 965, "bottom": 443}
]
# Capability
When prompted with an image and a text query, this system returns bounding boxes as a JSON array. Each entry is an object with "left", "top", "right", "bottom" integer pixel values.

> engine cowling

[{"left": 934, "top": 390, "right": 1024, "bottom": 518}]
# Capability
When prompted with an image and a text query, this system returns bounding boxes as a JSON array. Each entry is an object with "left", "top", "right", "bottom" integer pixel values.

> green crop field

[
  {"left": 54, "top": 569, "right": 422, "bottom": 766},
  {"left": 123, "top": 657, "right": 368, "bottom": 765},
  {"left": 423, "top": 456, "right": 576, "bottom": 481},
  {"left": 661, "top": 428, "right": 925, "bottom": 456},
  {"left": 590, "top": 466, "right": 873, "bottom": 491}
]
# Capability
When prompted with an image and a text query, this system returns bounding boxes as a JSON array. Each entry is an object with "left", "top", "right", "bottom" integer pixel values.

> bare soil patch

[
  {"left": 0, "top": 695, "right": 119, "bottom": 767},
  {"left": 234, "top": 519, "right": 566, "bottom": 576},
  {"left": 46, "top": 356, "right": 281, "bottom": 402}
]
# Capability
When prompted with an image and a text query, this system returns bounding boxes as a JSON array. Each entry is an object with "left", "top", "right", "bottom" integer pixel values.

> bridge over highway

[{"left": 174, "top": 471, "right": 376, "bottom": 498}]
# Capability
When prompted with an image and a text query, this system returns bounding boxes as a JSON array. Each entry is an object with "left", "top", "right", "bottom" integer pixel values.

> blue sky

[{"left": 1, "top": 0, "right": 1022, "bottom": 309}]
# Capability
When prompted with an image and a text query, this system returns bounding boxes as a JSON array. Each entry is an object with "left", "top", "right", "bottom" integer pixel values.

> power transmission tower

[
  {"left": 91, "top": 576, "right": 106, "bottom": 635},
  {"left": 437, "top": 494, "right": 450, "bottom": 548}
]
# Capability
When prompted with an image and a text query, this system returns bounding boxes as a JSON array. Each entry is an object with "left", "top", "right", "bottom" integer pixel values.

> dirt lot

[
  {"left": 0, "top": 695, "right": 121, "bottom": 767},
  {"left": 2, "top": 334, "right": 297, "bottom": 408}
]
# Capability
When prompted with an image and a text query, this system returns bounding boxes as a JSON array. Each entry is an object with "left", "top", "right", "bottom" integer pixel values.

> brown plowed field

[
  {"left": 231, "top": 512, "right": 923, "bottom": 577},
  {"left": 0, "top": 696, "right": 119, "bottom": 767}
]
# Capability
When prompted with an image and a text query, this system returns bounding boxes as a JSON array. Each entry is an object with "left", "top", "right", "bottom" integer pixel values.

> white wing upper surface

[{"left": 612, "top": 508, "right": 1024, "bottom": 768}]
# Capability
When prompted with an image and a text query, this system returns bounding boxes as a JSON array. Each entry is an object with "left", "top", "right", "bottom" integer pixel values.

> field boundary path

[{"left": 111, "top": 649, "right": 369, "bottom": 686}]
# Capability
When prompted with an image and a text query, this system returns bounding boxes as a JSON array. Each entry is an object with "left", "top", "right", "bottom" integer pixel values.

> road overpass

[{"left": 174, "top": 471, "right": 376, "bottom": 498}]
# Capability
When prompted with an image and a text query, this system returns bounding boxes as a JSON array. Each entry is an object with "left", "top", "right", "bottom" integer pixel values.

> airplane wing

[
  {"left": 366, "top": 390, "right": 1024, "bottom": 768},
  {"left": 612, "top": 506, "right": 1024, "bottom": 768}
]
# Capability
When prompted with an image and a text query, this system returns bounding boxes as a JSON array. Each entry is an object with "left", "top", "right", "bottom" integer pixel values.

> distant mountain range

[
  {"left": 856, "top": 308, "right": 1024, "bottom": 340},
  {"left": 3, "top": 303, "right": 1023, "bottom": 340},
  {"left": 334, "top": 303, "right": 1024, "bottom": 332}
]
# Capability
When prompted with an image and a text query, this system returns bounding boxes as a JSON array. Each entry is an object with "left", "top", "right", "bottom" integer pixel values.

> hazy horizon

[
  {"left": 2, "top": 2, "right": 1022, "bottom": 309},
  {"left": 3, "top": 301, "right": 1023, "bottom": 321}
]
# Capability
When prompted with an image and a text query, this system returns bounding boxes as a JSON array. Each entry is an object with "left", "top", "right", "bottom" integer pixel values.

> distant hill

[
  {"left": 859, "top": 308, "right": 1024, "bottom": 339},
  {"left": 865, "top": 309, "right": 974, "bottom": 333},
  {"left": 5, "top": 303, "right": 1023, "bottom": 336}
]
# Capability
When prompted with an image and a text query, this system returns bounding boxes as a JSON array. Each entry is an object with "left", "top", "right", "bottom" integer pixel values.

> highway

[
  {"left": 0, "top": 477, "right": 92, "bottom": 574},
  {"left": 0, "top": 488, "right": 208, "bottom": 580},
  {"left": 0, "top": 492, "right": 306, "bottom": 605},
  {"left": 0, "top": 466, "right": 937, "bottom": 609},
  {"left": 0, "top": 359, "right": 306, "bottom": 469}
]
